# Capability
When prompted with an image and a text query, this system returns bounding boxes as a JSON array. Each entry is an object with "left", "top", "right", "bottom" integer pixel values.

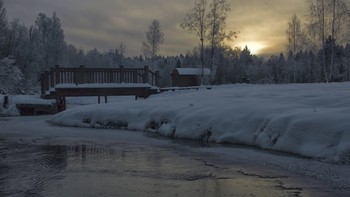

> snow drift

[{"left": 51, "top": 83, "right": 350, "bottom": 163}]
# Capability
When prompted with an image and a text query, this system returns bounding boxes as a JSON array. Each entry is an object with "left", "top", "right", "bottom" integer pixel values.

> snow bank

[{"left": 51, "top": 83, "right": 350, "bottom": 163}]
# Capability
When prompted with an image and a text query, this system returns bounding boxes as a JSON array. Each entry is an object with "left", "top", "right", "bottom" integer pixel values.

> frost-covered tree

[
  {"left": 207, "top": 0, "right": 237, "bottom": 78},
  {"left": 0, "top": 57, "right": 23, "bottom": 93},
  {"left": 307, "top": 0, "right": 329, "bottom": 82},
  {"left": 317, "top": 36, "right": 346, "bottom": 82},
  {"left": 0, "top": 0, "right": 6, "bottom": 38},
  {"left": 2, "top": 19, "right": 28, "bottom": 57},
  {"left": 60, "top": 44, "right": 86, "bottom": 67},
  {"left": 239, "top": 45, "right": 253, "bottom": 82},
  {"left": 181, "top": 0, "right": 238, "bottom": 84},
  {"left": 212, "top": 45, "right": 241, "bottom": 84},
  {"left": 0, "top": 0, "right": 7, "bottom": 58},
  {"left": 142, "top": 19, "right": 164, "bottom": 59},
  {"left": 307, "top": 0, "right": 350, "bottom": 82},
  {"left": 115, "top": 42, "right": 126, "bottom": 64},
  {"left": 285, "top": 12, "right": 316, "bottom": 85},
  {"left": 31, "top": 12, "right": 66, "bottom": 68},
  {"left": 181, "top": 0, "right": 210, "bottom": 82},
  {"left": 286, "top": 14, "right": 304, "bottom": 54}
]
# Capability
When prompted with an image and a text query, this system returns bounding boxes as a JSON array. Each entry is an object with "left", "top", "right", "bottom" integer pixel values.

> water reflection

[
  {"left": 0, "top": 141, "right": 309, "bottom": 197},
  {"left": 0, "top": 143, "right": 67, "bottom": 196}
]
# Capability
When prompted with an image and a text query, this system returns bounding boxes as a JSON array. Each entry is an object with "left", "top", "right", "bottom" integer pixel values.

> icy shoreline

[{"left": 49, "top": 82, "right": 350, "bottom": 163}]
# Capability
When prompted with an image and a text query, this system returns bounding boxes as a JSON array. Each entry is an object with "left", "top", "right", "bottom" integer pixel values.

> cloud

[
  {"left": 229, "top": 0, "right": 307, "bottom": 54},
  {"left": 4, "top": 0, "right": 307, "bottom": 56}
]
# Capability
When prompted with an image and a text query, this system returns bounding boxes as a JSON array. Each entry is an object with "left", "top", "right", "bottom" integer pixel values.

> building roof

[{"left": 173, "top": 68, "right": 211, "bottom": 76}]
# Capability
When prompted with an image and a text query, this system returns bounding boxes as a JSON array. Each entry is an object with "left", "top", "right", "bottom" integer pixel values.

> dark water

[
  {"left": 0, "top": 139, "right": 318, "bottom": 197},
  {"left": 1, "top": 116, "right": 350, "bottom": 196}
]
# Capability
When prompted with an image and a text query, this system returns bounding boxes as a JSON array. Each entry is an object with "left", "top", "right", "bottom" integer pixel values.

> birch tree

[
  {"left": 2, "top": 19, "right": 28, "bottom": 57},
  {"left": 142, "top": 19, "right": 164, "bottom": 59},
  {"left": 328, "top": 0, "right": 349, "bottom": 81},
  {"left": 307, "top": 0, "right": 350, "bottom": 82},
  {"left": 29, "top": 12, "right": 66, "bottom": 73},
  {"left": 286, "top": 14, "right": 303, "bottom": 83},
  {"left": 115, "top": 42, "right": 126, "bottom": 64},
  {"left": 0, "top": 0, "right": 7, "bottom": 57},
  {"left": 207, "top": 0, "right": 236, "bottom": 79},
  {"left": 286, "top": 14, "right": 304, "bottom": 54},
  {"left": 0, "top": 0, "right": 6, "bottom": 38},
  {"left": 181, "top": 0, "right": 209, "bottom": 82},
  {"left": 307, "top": 0, "right": 328, "bottom": 82}
]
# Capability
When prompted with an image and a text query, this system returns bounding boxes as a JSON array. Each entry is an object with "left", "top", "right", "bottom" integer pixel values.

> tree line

[
  {"left": 1, "top": 0, "right": 350, "bottom": 94},
  {"left": 286, "top": 0, "right": 350, "bottom": 83}
]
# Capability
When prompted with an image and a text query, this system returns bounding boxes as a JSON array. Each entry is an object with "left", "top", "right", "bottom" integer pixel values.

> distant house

[{"left": 171, "top": 68, "right": 211, "bottom": 87}]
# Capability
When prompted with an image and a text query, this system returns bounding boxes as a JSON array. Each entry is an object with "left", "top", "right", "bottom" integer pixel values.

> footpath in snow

[{"left": 48, "top": 82, "right": 350, "bottom": 163}]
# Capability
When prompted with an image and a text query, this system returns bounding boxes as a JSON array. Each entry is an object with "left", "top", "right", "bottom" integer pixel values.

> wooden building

[{"left": 171, "top": 68, "right": 211, "bottom": 87}]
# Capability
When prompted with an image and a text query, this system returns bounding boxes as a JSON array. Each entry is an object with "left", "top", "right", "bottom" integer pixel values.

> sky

[{"left": 3, "top": 0, "right": 307, "bottom": 57}]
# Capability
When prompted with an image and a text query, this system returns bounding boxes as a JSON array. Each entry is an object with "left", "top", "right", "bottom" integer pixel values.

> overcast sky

[{"left": 4, "top": 0, "right": 307, "bottom": 57}]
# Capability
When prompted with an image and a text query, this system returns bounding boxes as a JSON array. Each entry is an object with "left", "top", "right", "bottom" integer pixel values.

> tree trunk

[
  {"left": 330, "top": 0, "right": 336, "bottom": 82},
  {"left": 321, "top": 0, "right": 329, "bottom": 83},
  {"left": 200, "top": 37, "right": 204, "bottom": 85}
]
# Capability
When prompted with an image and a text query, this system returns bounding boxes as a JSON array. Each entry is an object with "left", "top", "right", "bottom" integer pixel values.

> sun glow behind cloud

[{"left": 237, "top": 41, "right": 268, "bottom": 55}]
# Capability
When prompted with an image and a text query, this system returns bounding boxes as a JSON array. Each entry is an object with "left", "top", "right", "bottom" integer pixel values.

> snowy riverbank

[{"left": 47, "top": 82, "right": 349, "bottom": 163}]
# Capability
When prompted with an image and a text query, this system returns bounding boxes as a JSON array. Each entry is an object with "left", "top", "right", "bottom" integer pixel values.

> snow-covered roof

[{"left": 173, "top": 68, "right": 211, "bottom": 76}]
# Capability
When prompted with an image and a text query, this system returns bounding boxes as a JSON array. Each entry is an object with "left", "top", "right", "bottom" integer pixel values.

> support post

[
  {"left": 143, "top": 66, "right": 149, "bottom": 83},
  {"left": 56, "top": 97, "right": 66, "bottom": 112},
  {"left": 155, "top": 71, "right": 160, "bottom": 87},
  {"left": 133, "top": 70, "right": 138, "bottom": 83},
  {"left": 50, "top": 67, "right": 55, "bottom": 88},
  {"left": 104, "top": 96, "right": 107, "bottom": 103},
  {"left": 79, "top": 65, "right": 85, "bottom": 84},
  {"left": 120, "top": 65, "right": 124, "bottom": 83},
  {"left": 98, "top": 96, "right": 100, "bottom": 104},
  {"left": 44, "top": 71, "right": 50, "bottom": 93},
  {"left": 55, "top": 65, "right": 60, "bottom": 85},
  {"left": 40, "top": 73, "right": 45, "bottom": 95},
  {"left": 3, "top": 95, "right": 9, "bottom": 109}
]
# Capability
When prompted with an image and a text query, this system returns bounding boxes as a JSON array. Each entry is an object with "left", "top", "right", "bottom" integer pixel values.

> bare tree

[
  {"left": 286, "top": 14, "right": 304, "bottom": 83},
  {"left": 116, "top": 42, "right": 126, "bottom": 64},
  {"left": 142, "top": 19, "right": 164, "bottom": 59},
  {"left": 181, "top": 0, "right": 210, "bottom": 83},
  {"left": 118, "top": 42, "right": 126, "bottom": 57},
  {"left": 30, "top": 13, "right": 66, "bottom": 69},
  {"left": 207, "top": 0, "right": 237, "bottom": 80},
  {"left": 2, "top": 18, "right": 27, "bottom": 57},
  {"left": 307, "top": 0, "right": 329, "bottom": 82},
  {"left": 329, "top": 0, "right": 349, "bottom": 81},
  {"left": 0, "top": 0, "right": 7, "bottom": 57},
  {"left": 286, "top": 14, "right": 304, "bottom": 54},
  {"left": 0, "top": 0, "right": 6, "bottom": 38},
  {"left": 307, "top": 0, "right": 350, "bottom": 82}
]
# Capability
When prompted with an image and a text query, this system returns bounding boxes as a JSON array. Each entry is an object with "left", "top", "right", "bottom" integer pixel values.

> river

[{"left": 0, "top": 116, "right": 349, "bottom": 196}]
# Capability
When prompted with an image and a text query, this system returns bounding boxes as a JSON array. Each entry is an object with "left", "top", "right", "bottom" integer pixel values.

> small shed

[{"left": 171, "top": 68, "right": 211, "bottom": 87}]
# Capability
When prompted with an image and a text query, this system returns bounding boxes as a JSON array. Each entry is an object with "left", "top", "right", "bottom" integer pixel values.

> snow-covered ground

[{"left": 47, "top": 82, "right": 350, "bottom": 164}]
